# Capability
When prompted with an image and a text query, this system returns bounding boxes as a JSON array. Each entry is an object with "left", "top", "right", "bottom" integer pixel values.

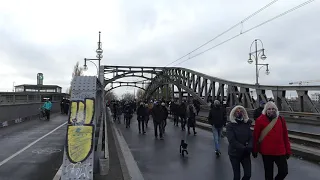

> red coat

[{"left": 253, "top": 114, "right": 291, "bottom": 155}]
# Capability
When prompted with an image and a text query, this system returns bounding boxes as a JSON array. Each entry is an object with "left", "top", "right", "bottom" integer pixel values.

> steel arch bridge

[{"left": 103, "top": 65, "right": 320, "bottom": 113}]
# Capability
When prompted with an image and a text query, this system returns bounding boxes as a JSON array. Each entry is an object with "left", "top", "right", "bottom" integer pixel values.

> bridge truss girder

[
  {"left": 106, "top": 81, "right": 147, "bottom": 93},
  {"left": 144, "top": 68, "right": 320, "bottom": 113}
]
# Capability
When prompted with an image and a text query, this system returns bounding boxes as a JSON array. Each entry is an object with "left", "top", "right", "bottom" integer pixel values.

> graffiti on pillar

[
  {"left": 67, "top": 98, "right": 95, "bottom": 163},
  {"left": 69, "top": 98, "right": 95, "bottom": 125},
  {"left": 67, "top": 126, "right": 94, "bottom": 163},
  {"left": 64, "top": 162, "right": 92, "bottom": 179}
]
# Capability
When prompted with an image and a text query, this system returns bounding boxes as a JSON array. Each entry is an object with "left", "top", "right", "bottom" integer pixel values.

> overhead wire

[
  {"left": 173, "top": 0, "right": 315, "bottom": 66},
  {"left": 164, "top": 0, "right": 280, "bottom": 67}
]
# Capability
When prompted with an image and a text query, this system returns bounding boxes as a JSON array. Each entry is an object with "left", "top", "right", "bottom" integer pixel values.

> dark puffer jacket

[
  {"left": 137, "top": 105, "right": 147, "bottom": 121},
  {"left": 151, "top": 104, "right": 165, "bottom": 123},
  {"left": 226, "top": 105, "right": 253, "bottom": 158},
  {"left": 208, "top": 105, "right": 226, "bottom": 128}
]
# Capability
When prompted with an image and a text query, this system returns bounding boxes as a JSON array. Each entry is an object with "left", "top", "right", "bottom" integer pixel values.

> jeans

[
  {"left": 229, "top": 155, "right": 251, "bottom": 180},
  {"left": 138, "top": 120, "right": 145, "bottom": 133},
  {"left": 154, "top": 122, "right": 163, "bottom": 138},
  {"left": 45, "top": 109, "right": 51, "bottom": 120},
  {"left": 213, "top": 127, "right": 222, "bottom": 151},
  {"left": 262, "top": 155, "right": 288, "bottom": 180}
]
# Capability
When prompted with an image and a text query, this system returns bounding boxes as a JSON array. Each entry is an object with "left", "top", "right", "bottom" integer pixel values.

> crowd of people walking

[
  {"left": 109, "top": 98, "right": 199, "bottom": 140},
  {"left": 108, "top": 98, "right": 291, "bottom": 180}
]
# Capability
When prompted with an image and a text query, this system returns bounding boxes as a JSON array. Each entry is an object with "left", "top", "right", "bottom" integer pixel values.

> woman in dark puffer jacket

[{"left": 226, "top": 105, "right": 252, "bottom": 180}]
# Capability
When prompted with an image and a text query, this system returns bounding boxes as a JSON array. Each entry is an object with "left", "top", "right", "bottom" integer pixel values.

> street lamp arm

[
  {"left": 87, "top": 60, "right": 98, "bottom": 72},
  {"left": 249, "top": 40, "right": 256, "bottom": 53},
  {"left": 256, "top": 39, "right": 264, "bottom": 48}
]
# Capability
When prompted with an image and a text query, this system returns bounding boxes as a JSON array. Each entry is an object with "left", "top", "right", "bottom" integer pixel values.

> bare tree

[
  {"left": 72, "top": 61, "right": 84, "bottom": 77},
  {"left": 122, "top": 92, "right": 135, "bottom": 102},
  {"left": 105, "top": 90, "right": 118, "bottom": 101},
  {"left": 136, "top": 89, "right": 145, "bottom": 101},
  {"left": 69, "top": 61, "right": 84, "bottom": 94}
]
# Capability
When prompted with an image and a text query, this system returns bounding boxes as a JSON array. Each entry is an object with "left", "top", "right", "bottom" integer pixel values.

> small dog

[{"left": 180, "top": 140, "right": 188, "bottom": 157}]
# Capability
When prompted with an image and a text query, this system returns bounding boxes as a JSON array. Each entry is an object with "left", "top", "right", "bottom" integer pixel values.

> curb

[{"left": 109, "top": 110, "right": 144, "bottom": 180}]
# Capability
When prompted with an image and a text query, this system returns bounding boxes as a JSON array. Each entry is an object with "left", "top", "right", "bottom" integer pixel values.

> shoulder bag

[{"left": 257, "top": 116, "right": 278, "bottom": 151}]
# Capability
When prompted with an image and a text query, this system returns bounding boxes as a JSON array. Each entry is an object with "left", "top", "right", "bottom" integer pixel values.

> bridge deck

[
  {"left": 0, "top": 114, "right": 66, "bottom": 180},
  {"left": 117, "top": 115, "right": 320, "bottom": 180}
]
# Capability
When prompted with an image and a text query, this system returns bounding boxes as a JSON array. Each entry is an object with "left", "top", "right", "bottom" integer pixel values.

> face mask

[
  {"left": 235, "top": 112, "right": 243, "bottom": 120},
  {"left": 267, "top": 111, "right": 277, "bottom": 119}
]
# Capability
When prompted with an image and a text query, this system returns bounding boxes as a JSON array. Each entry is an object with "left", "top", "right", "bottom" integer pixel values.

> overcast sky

[{"left": 0, "top": 0, "right": 319, "bottom": 98}]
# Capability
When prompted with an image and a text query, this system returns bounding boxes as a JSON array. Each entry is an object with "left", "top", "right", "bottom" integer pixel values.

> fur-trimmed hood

[
  {"left": 262, "top": 101, "right": 279, "bottom": 119},
  {"left": 229, "top": 105, "right": 249, "bottom": 123}
]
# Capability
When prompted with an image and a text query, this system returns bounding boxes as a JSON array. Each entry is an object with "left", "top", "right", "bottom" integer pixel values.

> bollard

[{"left": 99, "top": 157, "right": 109, "bottom": 175}]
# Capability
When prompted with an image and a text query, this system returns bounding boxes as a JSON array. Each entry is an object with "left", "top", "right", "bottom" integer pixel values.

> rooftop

[{"left": 14, "top": 84, "right": 62, "bottom": 88}]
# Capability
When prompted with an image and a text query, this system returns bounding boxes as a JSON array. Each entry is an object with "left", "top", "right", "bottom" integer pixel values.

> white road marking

[{"left": 0, "top": 122, "right": 67, "bottom": 167}]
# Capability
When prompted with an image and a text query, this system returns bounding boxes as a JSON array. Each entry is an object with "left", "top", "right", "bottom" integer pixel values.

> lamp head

[
  {"left": 83, "top": 64, "right": 88, "bottom": 71},
  {"left": 266, "top": 69, "right": 270, "bottom": 75},
  {"left": 261, "top": 49, "right": 267, "bottom": 60},
  {"left": 248, "top": 55, "right": 253, "bottom": 64}
]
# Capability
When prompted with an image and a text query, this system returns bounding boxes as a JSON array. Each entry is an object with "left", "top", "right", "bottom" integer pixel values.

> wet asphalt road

[
  {"left": 0, "top": 114, "right": 67, "bottom": 180},
  {"left": 116, "top": 115, "right": 320, "bottom": 180}
]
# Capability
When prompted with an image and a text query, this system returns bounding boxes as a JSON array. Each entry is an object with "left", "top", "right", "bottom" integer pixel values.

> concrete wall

[{"left": 0, "top": 102, "right": 61, "bottom": 127}]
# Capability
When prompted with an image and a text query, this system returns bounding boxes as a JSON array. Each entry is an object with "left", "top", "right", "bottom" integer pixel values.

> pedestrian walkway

[{"left": 116, "top": 115, "right": 320, "bottom": 180}]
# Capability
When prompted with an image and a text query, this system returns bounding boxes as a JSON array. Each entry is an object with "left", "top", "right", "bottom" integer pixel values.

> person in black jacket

[
  {"left": 137, "top": 102, "right": 147, "bottom": 134},
  {"left": 253, "top": 101, "right": 265, "bottom": 120},
  {"left": 151, "top": 101, "right": 165, "bottom": 140},
  {"left": 208, "top": 100, "right": 226, "bottom": 156},
  {"left": 226, "top": 105, "right": 252, "bottom": 180},
  {"left": 187, "top": 102, "right": 197, "bottom": 135},
  {"left": 171, "top": 101, "right": 179, "bottom": 126},
  {"left": 161, "top": 102, "right": 168, "bottom": 133},
  {"left": 179, "top": 101, "right": 187, "bottom": 131}
]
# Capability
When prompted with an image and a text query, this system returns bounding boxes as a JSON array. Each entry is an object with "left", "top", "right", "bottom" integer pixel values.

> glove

[
  {"left": 286, "top": 154, "right": 290, "bottom": 159},
  {"left": 252, "top": 152, "right": 258, "bottom": 158}
]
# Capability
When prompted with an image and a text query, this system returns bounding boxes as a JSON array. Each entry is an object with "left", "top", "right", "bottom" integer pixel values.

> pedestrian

[
  {"left": 144, "top": 103, "right": 150, "bottom": 127},
  {"left": 137, "top": 102, "right": 146, "bottom": 134},
  {"left": 254, "top": 101, "right": 265, "bottom": 120},
  {"left": 161, "top": 102, "right": 168, "bottom": 133},
  {"left": 187, "top": 102, "right": 197, "bottom": 135},
  {"left": 226, "top": 105, "right": 252, "bottom": 180},
  {"left": 179, "top": 101, "right": 187, "bottom": 131},
  {"left": 208, "top": 100, "right": 226, "bottom": 156},
  {"left": 151, "top": 101, "right": 164, "bottom": 140},
  {"left": 252, "top": 101, "right": 291, "bottom": 180}
]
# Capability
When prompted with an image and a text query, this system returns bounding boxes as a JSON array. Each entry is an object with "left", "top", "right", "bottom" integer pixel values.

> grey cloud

[{"left": 1, "top": 0, "right": 319, "bottom": 95}]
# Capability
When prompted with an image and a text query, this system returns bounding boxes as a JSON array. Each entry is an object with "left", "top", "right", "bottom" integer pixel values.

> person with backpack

[
  {"left": 252, "top": 101, "right": 291, "bottom": 180},
  {"left": 226, "top": 105, "right": 252, "bottom": 180}
]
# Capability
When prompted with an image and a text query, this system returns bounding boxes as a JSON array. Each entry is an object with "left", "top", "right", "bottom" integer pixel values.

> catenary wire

[
  {"left": 164, "top": 0, "right": 280, "bottom": 67},
  {"left": 172, "top": 0, "right": 315, "bottom": 66}
]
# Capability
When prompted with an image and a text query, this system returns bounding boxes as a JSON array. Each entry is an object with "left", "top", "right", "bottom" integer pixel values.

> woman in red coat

[{"left": 252, "top": 101, "right": 291, "bottom": 180}]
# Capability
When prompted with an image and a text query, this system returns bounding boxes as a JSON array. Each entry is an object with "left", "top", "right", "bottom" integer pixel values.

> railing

[
  {"left": 0, "top": 101, "right": 61, "bottom": 127},
  {"left": 198, "top": 106, "right": 320, "bottom": 125}
]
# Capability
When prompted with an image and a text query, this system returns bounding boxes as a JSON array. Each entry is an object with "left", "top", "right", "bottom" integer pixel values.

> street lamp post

[
  {"left": 84, "top": 59, "right": 99, "bottom": 75},
  {"left": 84, "top": 31, "right": 103, "bottom": 77},
  {"left": 248, "top": 39, "right": 270, "bottom": 85}
]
